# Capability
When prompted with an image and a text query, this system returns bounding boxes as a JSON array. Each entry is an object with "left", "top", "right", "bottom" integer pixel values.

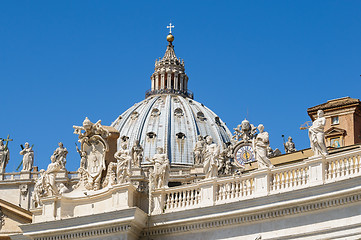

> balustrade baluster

[
  {"left": 345, "top": 157, "right": 350, "bottom": 176},
  {"left": 174, "top": 192, "right": 179, "bottom": 208},
  {"left": 235, "top": 181, "right": 240, "bottom": 197},
  {"left": 337, "top": 160, "right": 342, "bottom": 178},
  {"left": 355, "top": 155, "right": 360, "bottom": 173},
  {"left": 296, "top": 169, "right": 300, "bottom": 186},
  {"left": 350, "top": 156, "right": 355, "bottom": 174},
  {"left": 182, "top": 191, "right": 185, "bottom": 207},
  {"left": 186, "top": 190, "right": 190, "bottom": 207},
  {"left": 246, "top": 179, "right": 251, "bottom": 195}
]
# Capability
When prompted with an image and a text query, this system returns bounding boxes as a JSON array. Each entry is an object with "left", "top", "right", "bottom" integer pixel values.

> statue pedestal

[
  {"left": 20, "top": 171, "right": 31, "bottom": 180},
  {"left": 131, "top": 167, "right": 142, "bottom": 176},
  {"left": 56, "top": 169, "right": 68, "bottom": 179}
]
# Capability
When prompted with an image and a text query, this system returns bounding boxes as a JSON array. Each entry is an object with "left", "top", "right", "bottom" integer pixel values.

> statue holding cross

[{"left": 0, "top": 135, "right": 12, "bottom": 173}]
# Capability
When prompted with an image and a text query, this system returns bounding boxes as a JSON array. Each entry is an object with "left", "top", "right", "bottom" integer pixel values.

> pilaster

[
  {"left": 306, "top": 155, "right": 326, "bottom": 186},
  {"left": 200, "top": 178, "right": 216, "bottom": 207},
  {"left": 253, "top": 168, "right": 271, "bottom": 196}
]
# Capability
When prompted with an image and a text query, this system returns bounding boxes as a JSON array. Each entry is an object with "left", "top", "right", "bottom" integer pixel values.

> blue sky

[{"left": 1, "top": 1, "right": 360, "bottom": 172}]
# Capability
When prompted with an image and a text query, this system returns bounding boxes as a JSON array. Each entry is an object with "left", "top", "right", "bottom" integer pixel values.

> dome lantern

[{"left": 146, "top": 23, "right": 193, "bottom": 99}]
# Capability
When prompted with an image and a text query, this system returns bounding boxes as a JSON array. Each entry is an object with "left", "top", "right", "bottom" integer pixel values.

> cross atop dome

[{"left": 167, "top": 23, "right": 174, "bottom": 33}]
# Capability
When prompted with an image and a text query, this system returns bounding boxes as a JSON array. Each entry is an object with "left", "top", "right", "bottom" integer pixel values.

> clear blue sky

[{"left": 1, "top": 1, "right": 360, "bottom": 172}]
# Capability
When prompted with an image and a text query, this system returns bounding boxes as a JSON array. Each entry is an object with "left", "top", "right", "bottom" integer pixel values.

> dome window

[
  {"left": 147, "top": 132, "right": 157, "bottom": 139},
  {"left": 151, "top": 108, "right": 161, "bottom": 117},
  {"left": 131, "top": 111, "right": 139, "bottom": 120},
  {"left": 197, "top": 112, "right": 206, "bottom": 121},
  {"left": 121, "top": 136, "right": 129, "bottom": 142},
  {"left": 215, "top": 117, "right": 221, "bottom": 126},
  {"left": 174, "top": 108, "right": 184, "bottom": 118},
  {"left": 176, "top": 132, "right": 186, "bottom": 139}
]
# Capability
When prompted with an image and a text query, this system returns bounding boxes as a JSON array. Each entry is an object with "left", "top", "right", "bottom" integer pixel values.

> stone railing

[
  {"left": 325, "top": 149, "right": 361, "bottom": 182},
  {"left": 151, "top": 146, "right": 361, "bottom": 215},
  {"left": 270, "top": 162, "right": 309, "bottom": 192},
  {"left": 215, "top": 174, "right": 254, "bottom": 203},
  {"left": 164, "top": 185, "right": 201, "bottom": 212}
]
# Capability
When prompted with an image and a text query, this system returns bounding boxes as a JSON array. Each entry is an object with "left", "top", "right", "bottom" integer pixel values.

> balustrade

[
  {"left": 270, "top": 164, "right": 309, "bottom": 192},
  {"left": 164, "top": 186, "right": 201, "bottom": 212},
  {"left": 216, "top": 176, "right": 254, "bottom": 202},
  {"left": 325, "top": 150, "right": 361, "bottom": 181},
  {"left": 151, "top": 147, "right": 361, "bottom": 215}
]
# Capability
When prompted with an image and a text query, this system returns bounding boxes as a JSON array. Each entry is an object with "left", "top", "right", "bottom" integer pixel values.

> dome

[
  {"left": 111, "top": 95, "right": 232, "bottom": 165},
  {"left": 111, "top": 30, "right": 232, "bottom": 165}
]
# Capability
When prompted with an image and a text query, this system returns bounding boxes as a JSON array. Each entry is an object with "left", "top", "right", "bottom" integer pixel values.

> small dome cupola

[{"left": 146, "top": 23, "right": 193, "bottom": 99}]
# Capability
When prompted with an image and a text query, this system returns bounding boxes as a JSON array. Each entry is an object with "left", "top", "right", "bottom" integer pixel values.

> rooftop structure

[{"left": 111, "top": 31, "right": 232, "bottom": 165}]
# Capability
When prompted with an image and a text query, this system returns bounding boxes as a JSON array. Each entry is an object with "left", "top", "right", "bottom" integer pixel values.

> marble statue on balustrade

[
  {"left": 131, "top": 140, "right": 143, "bottom": 167},
  {"left": 267, "top": 146, "right": 281, "bottom": 158},
  {"left": 0, "top": 140, "right": 9, "bottom": 174},
  {"left": 284, "top": 136, "right": 296, "bottom": 154},
  {"left": 193, "top": 135, "right": 205, "bottom": 165},
  {"left": 309, "top": 110, "right": 328, "bottom": 157},
  {"left": 20, "top": 142, "right": 34, "bottom": 171},
  {"left": 149, "top": 147, "right": 170, "bottom": 189},
  {"left": 232, "top": 119, "right": 257, "bottom": 142},
  {"left": 203, "top": 136, "right": 220, "bottom": 178},
  {"left": 114, "top": 142, "right": 132, "bottom": 184},
  {"left": 32, "top": 170, "right": 45, "bottom": 208},
  {"left": 32, "top": 156, "right": 62, "bottom": 207},
  {"left": 218, "top": 143, "right": 233, "bottom": 175},
  {"left": 73, "top": 117, "right": 109, "bottom": 190},
  {"left": 52, "top": 142, "right": 68, "bottom": 169},
  {"left": 254, "top": 124, "right": 274, "bottom": 169}
]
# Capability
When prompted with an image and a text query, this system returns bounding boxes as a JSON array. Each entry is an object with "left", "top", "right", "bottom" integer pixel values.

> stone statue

[
  {"left": 102, "top": 162, "right": 117, "bottom": 188},
  {"left": 149, "top": 147, "right": 170, "bottom": 189},
  {"left": 218, "top": 143, "right": 233, "bottom": 175},
  {"left": 203, "top": 136, "right": 220, "bottom": 178},
  {"left": 254, "top": 124, "right": 274, "bottom": 169},
  {"left": 131, "top": 140, "right": 143, "bottom": 167},
  {"left": 0, "top": 140, "right": 9, "bottom": 174},
  {"left": 267, "top": 146, "right": 281, "bottom": 158},
  {"left": 193, "top": 135, "right": 205, "bottom": 165},
  {"left": 20, "top": 142, "right": 34, "bottom": 171},
  {"left": 31, "top": 156, "right": 62, "bottom": 207},
  {"left": 114, "top": 142, "right": 132, "bottom": 184},
  {"left": 32, "top": 170, "right": 45, "bottom": 208},
  {"left": 309, "top": 110, "right": 328, "bottom": 157},
  {"left": 52, "top": 142, "right": 68, "bottom": 169},
  {"left": 73, "top": 117, "right": 109, "bottom": 190},
  {"left": 284, "top": 136, "right": 296, "bottom": 153},
  {"left": 43, "top": 155, "right": 62, "bottom": 196}
]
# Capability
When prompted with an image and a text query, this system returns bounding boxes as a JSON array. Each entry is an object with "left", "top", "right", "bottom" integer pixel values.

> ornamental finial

[{"left": 166, "top": 23, "right": 175, "bottom": 44}]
